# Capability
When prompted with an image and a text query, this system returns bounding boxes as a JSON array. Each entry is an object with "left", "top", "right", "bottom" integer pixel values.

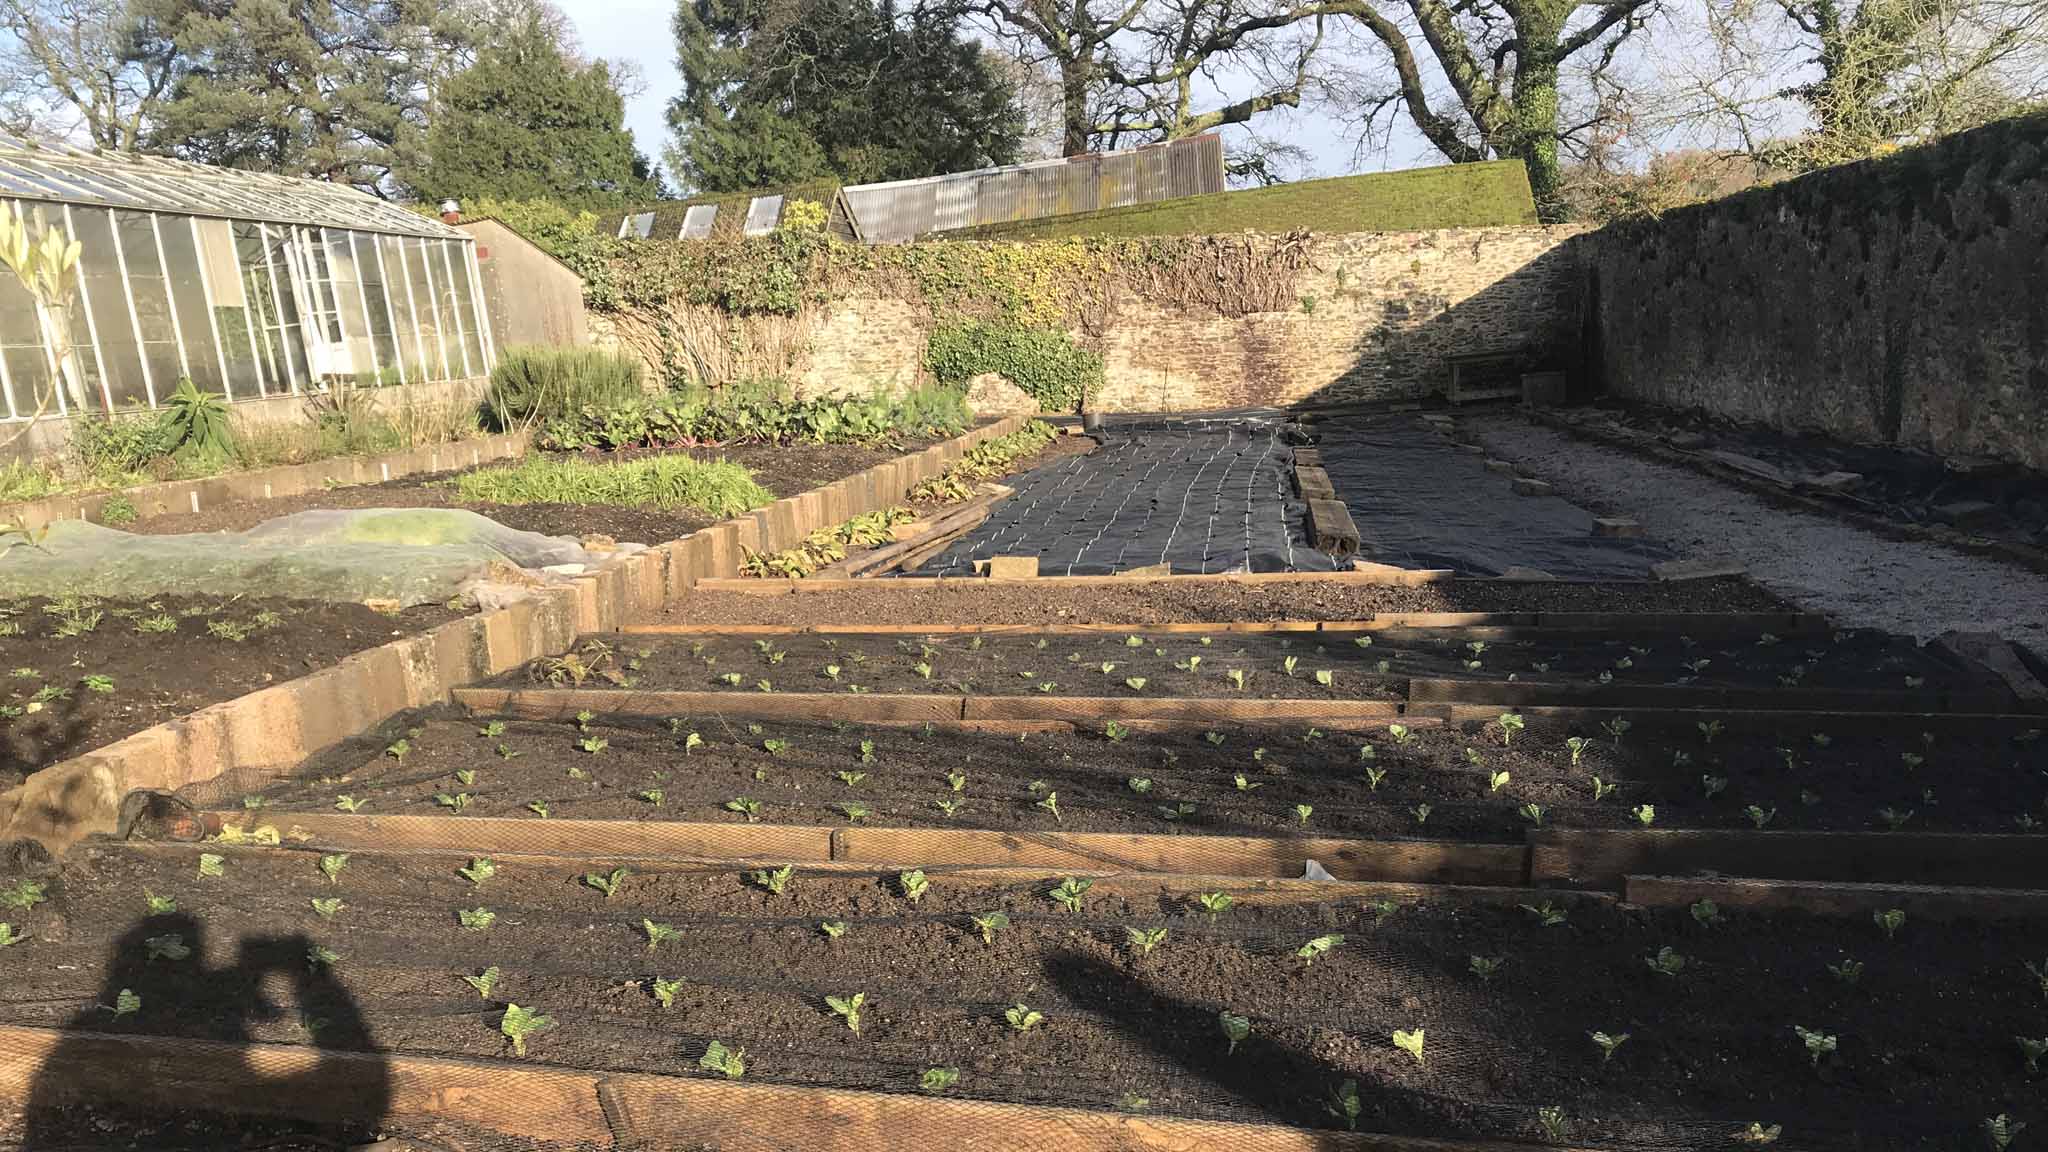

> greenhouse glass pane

[{"left": 160, "top": 216, "right": 224, "bottom": 391}]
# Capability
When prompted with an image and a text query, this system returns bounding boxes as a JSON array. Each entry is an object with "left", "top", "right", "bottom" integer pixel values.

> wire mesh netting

[
  {"left": 912, "top": 415, "right": 1340, "bottom": 577},
  {"left": 8, "top": 830, "right": 2037, "bottom": 1152}
]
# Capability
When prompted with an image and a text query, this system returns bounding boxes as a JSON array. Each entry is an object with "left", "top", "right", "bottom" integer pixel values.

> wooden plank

[
  {"left": 1407, "top": 677, "right": 2009, "bottom": 714},
  {"left": 0, "top": 1025, "right": 615, "bottom": 1147},
  {"left": 833, "top": 827, "right": 1526, "bottom": 884},
  {"left": 1422, "top": 701, "right": 2048, "bottom": 728},
  {"left": 1623, "top": 875, "right": 2048, "bottom": 920},
  {"left": 687, "top": 569, "right": 1530, "bottom": 594},
  {"left": 216, "top": 811, "right": 837, "bottom": 861},
  {"left": 962, "top": 695, "right": 1404, "bottom": 726},
  {"left": 1530, "top": 829, "right": 2048, "bottom": 890},
  {"left": 454, "top": 688, "right": 967, "bottom": 724},
  {"left": 597, "top": 1069, "right": 1581, "bottom": 1152},
  {"left": 818, "top": 491, "right": 1007, "bottom": 578}
]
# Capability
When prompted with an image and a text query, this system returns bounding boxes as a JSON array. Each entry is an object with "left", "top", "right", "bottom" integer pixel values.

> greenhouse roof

[{"left": 0, "top": 135, "right": 465, "bottom": 239}]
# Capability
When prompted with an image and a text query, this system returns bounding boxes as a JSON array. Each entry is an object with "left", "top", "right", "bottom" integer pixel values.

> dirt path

[{"left": 1464, "top": 415, "right": 2048, "bottom": 645}]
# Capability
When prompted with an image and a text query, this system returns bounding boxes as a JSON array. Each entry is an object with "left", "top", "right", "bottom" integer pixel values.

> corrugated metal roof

[{"left": 0, "top": 134, "right": 467, "bottom": 238}]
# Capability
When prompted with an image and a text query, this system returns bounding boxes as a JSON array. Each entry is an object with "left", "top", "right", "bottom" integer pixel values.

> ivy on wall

[{"left": 924, "top": 320, "right": 1103, "bottom": 412}]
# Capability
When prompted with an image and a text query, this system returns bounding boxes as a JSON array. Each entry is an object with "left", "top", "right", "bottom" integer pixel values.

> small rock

[
  {"left": 1667, "top": 431, "right": 1708, "bottom": 449},
  {"left": 1934, "top": 499, "right": 1999, "bottom": 528},
  {"left": 1483, "top": 459, "right": 1518, "bottom": 475},
  {"left": 1511, "top": 477, "right": 1553, "bottom": 497},
  {"left": 1592, "top": 517, "right": 1642, "bottom": 538},
  {"left": 1804, "top": 471, "right": 1864, "bottom": 492}
]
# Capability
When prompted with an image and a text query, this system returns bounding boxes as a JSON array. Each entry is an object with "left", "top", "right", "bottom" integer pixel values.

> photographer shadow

[{"left": 18, "top": 913, "right": 391, "bottom": 1149}]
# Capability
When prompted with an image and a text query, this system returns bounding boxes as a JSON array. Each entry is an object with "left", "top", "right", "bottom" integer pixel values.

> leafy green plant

[
  {"left": 1747, "top": 805, "right": 1777, "bottom": 829},
  {"left": 463, "top": 967, "right": 500, "bottom": 998},
  {"left": 753, "top": 865, "right": 794, "bottom": 895},
  {"left": 1327, "top": 1079, "right": 1362, "bottom": 1129},
  {"left": 459, "top": 857, "right": 497, "bottom": 886},
  {"left": 1048, "top": 876, "right": 1091, "bottom": 913},
  {"left": 435, "top": 792, "right": 473, "bottom": 812},
  {"left": 1631, "top": 804, "right": 1656, "bottom": 827},
  {"left": 1603, "top": 718, "right": 1632, "bottom": 748},
  {"left": 1537, "top": 1105, "right": 1571, "bottom": 1143},
  {"left": 1497, "top": 712, "right": 1525, "bottom": 745},
  {"left": 1197, "top": 891, "right": 1235, "bottom": 919},
  {"left": 971, "top": 911, "right": 1010, "bottom": 945},
  {"left": 1984, "top": 1115, "right": 2026, "bottom": 1151},
  {"left": 459, "top": 907, "right": 496, "bottom": 931},
  {"left": 1004, "top": 1003, "right": 1043, "bottom": 1032},
  {"left": 1294, "top": 803, "right": 1314, "bottom": 825},
  {"left": 1736, "top": 1122, "right": 1783, "bottom": 1145},
  {"left": 643, "top": 919, "right": 681, "bottom": 949},
  {"left": 838, "top": 802, "right": 871, "bottom": 822},
  {"left": 1219, "top": 1011, "right": 1251, "bottom": 1054},
  {"left": 306, "top": 944, "right": 340, "bottom": 969},
  {"left": 1828, "top": 957, "right": 1864, "bottom": 984},
  {"left": 1035, "top": 791, "right": 1062, "bottom": 821},
  {"left": 825, "top": 992, "right": 866, "bottom": 1035},
  {"left": 1489, "top": 769, "right": 1512, "bottom": 793},
  {"left": 1391, "top": 1028, "right": 1425, "bottom": 1064},
  {"left": 1792, "top": 1025, "right": 1836, "bottom": 1065},
  {"left": 1127, "top": 926, "right": 1168, "bottom": 956},
  {"left": 310, "top": 897, "right": 343, "bottom": 919},
  {"left": 1296, "top": 934, "right": 1344, "bottom": 966},
  {"left": 2014, "top": 1035, "right": 2045, "bottom": 1073},
  {"left": 111, "top": 988, "right": 140, "bottom": 1017},
  {"left": 1690, "top": 899, "right": 1722, "bottom": 927},
  {"left": 1412, "top": 803, "right": 1432, "bottom": 825},
  {"left": 145, "top": 891, "right": 176, "bottom": 915},
  {"left": 3, "top": 880, "right": 51, "bottom": 910},
  {"left": 1469, "top": 955, "right": 1505, "bottom": 981},
  {"left": 584, "top": 867, "right": 629, "bottom": 898},
  {"left": 1645, "top": 946, "right": 1687, "bottom": 976},
  {"left": 1589, "top": 1030, "right": 1629, "bottom": 1064},
  {"left": 145, "top": 934, "right": 190, "bottom": 961},
  {"left": 699, "top": 1040, "right": 747, "bottom": 1079},
  {"left": 919, "top": 1067, "right": 960, "bottom": 1092},
  {"left": 898, "top": 870, "right": 930, "bottom": 903},
  {"left": 1874, "top": 908, "right": 1906, "bottom": 939},
  {"left": 499, "top": 1004, "right": 553, "bottom": 1056},
  {"left": 651, "top": 977, "right": 682, "bottom": 1009},
  {"left": 196, "top": 854, "right": 224, "bottom": 879}
]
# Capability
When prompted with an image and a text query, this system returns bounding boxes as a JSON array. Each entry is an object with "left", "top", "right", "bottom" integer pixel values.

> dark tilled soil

[
  {"left": 648, "top": 577, "right": 1795, "bottom": 627},
  {"left": 9, "top": 844, "right": 2044, "bottom": 1149},
  {"left": 0, "top": 596, "right": 461, "bottom": 783},
  {"left": 581, "top": 627, "right": 1973, "bottom": 700},
  {"left": 227, "top": 712, "right": 2048, "bottom": 838},
  {"left": 128, "top": 441, "right": 944, "bottom": 544}
]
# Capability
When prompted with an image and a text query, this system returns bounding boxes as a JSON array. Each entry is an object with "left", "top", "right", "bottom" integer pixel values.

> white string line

[
  {"left": 941, "top": 441, "right": 1098, "bottom": 572},
  {"left": 1067, "top": 423, "right": 1174, "bottom": 575},
  {"left": 1156, "top": 419, "right": 1235, "bottom": 573},
  {"left": 1110, "top": 420, "right": 1206, "bottom": 572},
  {"left": 1242, "top": 421, "right": 1282, "bottom": 571}
]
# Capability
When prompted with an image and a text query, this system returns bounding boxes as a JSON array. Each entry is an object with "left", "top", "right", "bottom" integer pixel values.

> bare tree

[{"left": 0, "top": 0, "right": 181, "bottom": 149}]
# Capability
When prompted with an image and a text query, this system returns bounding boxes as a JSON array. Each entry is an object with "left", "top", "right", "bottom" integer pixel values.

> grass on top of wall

[
  {"left": 939, "top": 160, "right": 1540, "bottom": 240},
  {"left": 448, "top": 453, "right": 772, "bottom": 519}
]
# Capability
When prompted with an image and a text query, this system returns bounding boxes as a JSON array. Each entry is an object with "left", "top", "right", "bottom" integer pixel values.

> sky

[{"left": 557, "top": 0, "right": 1455, "bottom": 195}]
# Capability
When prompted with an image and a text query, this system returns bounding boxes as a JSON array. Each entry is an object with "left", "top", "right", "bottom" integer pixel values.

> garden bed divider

[
  {"left": 0, "top": 1023, "right": 1577, "bottom": 1152},
  {"left": 0, "top": 431, "right": 531, "bottom": 530},
  {"left": 1406, "top": 677, "right": 2026, "bottom": 715},
  {"left": 1621, "top": 874, "right": 2048, "bottom": 919},
  {"left": 1531, "top": 828, "right": 2048, "bottom": 890},
  {"left": 0, "top": 417, "right": 1036, "bottom": 858},
  {"left": 618, "top": 610, "right": 1832, "bottom": 637},
  {"left": 692, "top": 567, "right": 1470, "bottom": 593}
]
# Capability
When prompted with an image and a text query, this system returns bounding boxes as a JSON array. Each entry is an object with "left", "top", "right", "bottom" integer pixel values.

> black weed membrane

[
  {"left": 1318, "top": 414, "right": 1671, "bottom": 578},
  {"left": 911, "top": 415, "right": 1341, "bottom": 576}
]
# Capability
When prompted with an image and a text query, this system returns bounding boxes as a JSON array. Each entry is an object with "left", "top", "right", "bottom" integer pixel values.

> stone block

[
  {"left": 1592, "top": 517, "right": 1642, "bottom": 538},
  {"left": 1306, "top": 499, "right": 1360, "bottom": 556},
  {"left": 1511, "top": 477, "right": 1553, "bottom": 496},
  {"left": 1483, "top": 459, "right": 1517, "bottom": 475},
  {"left": 978, "top": 555, "right": 1040, "bottom": 579},
  {"left": 1804, "top": 471, "right": 1864, "bottom": 492},
  {"left": 1295, "top": 466, "right": 1337, "bottom": 500},
  {"left": 1497, "top": 566, "right": 1557, "bottom": 581},
  {"left": 1650, "top": 556, "right": 1748, "bottom": 581}
]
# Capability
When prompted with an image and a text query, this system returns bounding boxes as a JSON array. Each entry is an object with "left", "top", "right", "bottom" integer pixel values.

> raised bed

[{"left": 5, "top": 842, "right": 2041, "bottom": 1151}]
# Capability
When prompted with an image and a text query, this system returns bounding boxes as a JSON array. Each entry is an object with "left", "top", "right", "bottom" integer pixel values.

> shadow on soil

[{"left": 18, "top": 913, "right": 391, "bottom": 1150}]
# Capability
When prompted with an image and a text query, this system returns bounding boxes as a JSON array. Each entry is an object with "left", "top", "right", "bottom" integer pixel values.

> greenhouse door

[{"left": 282, "top": 227, "right": 352, "bottom": 384}]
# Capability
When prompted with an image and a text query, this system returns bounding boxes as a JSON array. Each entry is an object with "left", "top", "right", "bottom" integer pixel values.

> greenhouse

[{"left": 0, "top": 135, "right": 494, "bottom": 423}]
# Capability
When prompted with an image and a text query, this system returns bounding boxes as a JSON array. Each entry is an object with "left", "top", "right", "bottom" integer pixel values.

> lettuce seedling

[
  {"left": 1519, "top": 802, "right": 1546, "bottom": 827},
  {"left": 971, "top": 911, "right": 1010, "bottom": 945},
  {"left": 1127, "top": 927, "right": 1167, "bottom": 956},
  {"left": 1588, "top": 777, "right": 1616, "bottom": 802},
  {"left": 434, "top": 792, "right": 473, "bottom": 812},
  {"left": 1297, "top": 934, "right": 1344, "bottom": 966},
  {"left": 1327, "top": 1080, "right": 1362, "bottom": 1129},
  {"left": 1603, "top": 718, "right": 1632, "bottom": 748},
  {"left": 1197, "top": 891, "right": 1234, "bottom": 919},
  {"left": 1631, "top": 804, "right": 1656, "bottom": 827},
  {"left": 683, "top": 731, "right": 705, "bottom": 754},
  {"left": 585, "top": 867, "right": 628, "bottom": 898},
  {"left": 898, "top": 870, "right": 930, "bottom": 903},
  {"left": 1004, "top": 1003, "right": 1043, "bottom": 1032},
  {"left": 836, "top": 770, "right": 867, "bottom": 787},
  {"left": 459, "top": 857, "right": 497, "bottom": 886},
  {"left": 318, "top": 853, "right": 347, "bottom": 883},
  {"left": 726, "top": 797, "right": 762, "bottom": 822},
  {"left": 1736, "top": 1122, "right": 1782, "bottom": 1145},
  {"left": 1314, "top": 670, "right": 1334, "bottom": 687},
  {"left": 1233, "top": 773, "right": 1261, "bottom": 792},
  {"left": 652, "top": 977, "right": 681, "bottom": 1009},
  {"left": 1126, "top": 777, "right": 1153, "bottom": 794},
  {"left": 1984, "top": 1115, "right": 2025, "bottom": 1151},
  {"left": 498, "top": 745, "right": 521, "bottom": 761},
  {"left": 1124, "top": 677, "right": 1147, "bottom": 692},
  {"left": 1523, "top": 901, "right": 1569, "bottom": 927},
  {"left": 310, "top": 898, "right": 343, "bottom": 919},
  {"left": 1412, "top": 803, "right": 1432, "bottom": 825},
  {"left": 1469, "top": 955, "right": 1504, "bottom": 981},
  {"left": 1589, "top": 1030, "right": 1629, "bottom": 1064},
  {"left": 463, "top": 966, "right": 500, "bottom": 998},
  {"left": 499, "top": 1004, "right": 553, "bottom": 1056},
  {"left": 144, "top": 890, "right": 176, "bottom": 915},
  {"left": 637, "top": 788, "right": 664, "bottom": 805},
  {"left": 455, "top": 769, "right": 476, "bottom": 788},
  {"left": 2017, "top": 1036, "right": 2046, "bottom": 1073},
  {"left": 479, "top": 721, "right": 505, "bottom": 738},
  {"left": 459, "top": 907, "right": 496, "bottom": 931},
  {"left": 1295, "top": 804, "right": 1314, "bottom": 825},
  {"left": 1874, "top": 907, "right": 1905, "bottom": 939},
  {"left": 1565, "top": 736, "right": 1590, "bottom": 767},
  {"left": 1697, "top": 719, "right": 1723, "bottom": 745},
  {"left": 920, "top": 1067, "right": 960, "bottom": 1093},
  {"left": 1035, "top": 792, "right": 1061, "bottom": 821},
  {"left": 1827, "top": 957, "right": 1862, "bottom": 984},
  {"left": 643, "top": 920, "right": 680, "bottom": 949},
  {"left": 700, "top": 1040, "right": 746, "bottom": 1079},
  {"left": 1537, "top": 1106, "right": 1570, "bottom": 1142},
  {"left": 333, "top": 794, "right": 366, "bottom": 813},
  {"left": 1645, "top": 946, "right": 1686, "bottom": 976},
  {"left": 838, "top": 802, "right": 871, "bottom": 822},
  {"left": 1392, "top": 1028, "right": 1425, "bottom": 1064},
  {"left": 385, "top": 739, "right": 411, "bottom": 762},
  {"left": 1219, "top": 1011, "right": 1251, "bottom": 1054},
  {"left": 2027, "top": 959, "right": 2048, "bottom": 1001},
  {"left": 1792, "top": 1025, "right": 1836, "bottom": 1065},
  {"left": 1691, "top": 899, "right": 1722, "bottom": 927},
  {"left": 145, "top": 934, "right": 190, "bottom": 961},
  {"left": 1227, "top": 669, "right": 1247, "bottom": 691},
  {"left": 820, "top": 921, "right": 848, "bottom": 939},
  {"left": 306, "top": 945, "right": 339, "bottom": 969},
  {"left": 945, "top": 770, "right": 968, "bottom": 792},
  {"left": 1747, "top": 805, "right": 1776, "bottom": 829},
  {"left": 111, "top": 989, "right": 140, "bottom": 1017},
  {"left": 1205, "top": 731, "right": 1227, "bottom": 746},
  {"left": 1702, "top": 775, "right": 1728, "bottom": 799},
  {"left": 825, "top": 992, "right": 866, "bottom": 1035},
  {"left": 1490, "top": 770, "right": 1511, "bottom": 793},
  {"left": 753, "top": 865, "right": 794, "bottom": 895},
  {"left": 196, "top": 854, "right": 224, "bottom": 879},
  {"left": 1048, "top": 877, "right": 1091, "bottom": 913},
  {"left": 1497, "top": 712, "right": 1525, "bottom": 746}
]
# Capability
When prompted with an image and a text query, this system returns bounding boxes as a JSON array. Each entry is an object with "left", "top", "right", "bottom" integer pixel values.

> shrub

[
  {"left": 72, "top": 413, "right": 179, "bottom": 480},
  {"left": 484, "top": 345, "right": 645, "bottom": 431},
  {"left": 924, "top": 322, "right": 1101, "bottom": 414},
  {"left": 162, "top": 378, "right": 236, "bottom": 463}
]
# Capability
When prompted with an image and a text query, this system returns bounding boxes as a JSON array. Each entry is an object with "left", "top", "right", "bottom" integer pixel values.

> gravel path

[{"left": 1464, "top": 414, "right": 2048, "bottom": 646}]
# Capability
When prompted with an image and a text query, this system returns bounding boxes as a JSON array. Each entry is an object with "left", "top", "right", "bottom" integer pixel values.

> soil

[
  {"left": 1463, "top": 415, "right": 2048, "bottom": 647},
  {"left": 223, "top": 709, "right": 2048, "bottom": 838},
  {"left": 647, "top": 578, "right": 1794, "bottom": 628},
  {"left": 8, "top": 843, "right": 2044, "bottom": 1149},
  {"left": 573, "top": 626, "right": 1977, "bottom": 702},
  {"left": 0, "top": 596, "right": 461, "bottom": 784},
  {"left": 127, "top": 440, "right": 949, "bottom": 545}
]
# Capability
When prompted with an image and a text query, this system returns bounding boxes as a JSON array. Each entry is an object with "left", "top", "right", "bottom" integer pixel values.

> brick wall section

[
  {"left": 0, "top": 416, "right": 1031, "bottom": 857},
  {"left": 1589, "top": 111, "right": 2048, "bottom": 471},
  {"left": 595, "top": 228, "right": 1589, "bottom": 411}
]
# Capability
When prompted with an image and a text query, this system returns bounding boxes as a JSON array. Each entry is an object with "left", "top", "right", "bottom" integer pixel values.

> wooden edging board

[
  {"left": 692, "top": 567, "right": 1470, "bottom": 592},
  {"left": 1532, "top": 828, "right": 2048, "bottom": 890},
  {"left": 1407, "top": 677, "right": 2021, "bottom": 715},
  {"left": 0, "top": 418, "right": 1036, "bottom": 860},
  {"left": 620, "top": 610, "right": 1830, "bottom": 637},
  {"left": 0, "top": 1024, "right": 1583, "bottom": 1152},
  {"left": 1622, "top": 874, "right": 2048, "bottom": 919},
  {"left": 196, "top": 811, "right": 1527, "bottom": 884}
]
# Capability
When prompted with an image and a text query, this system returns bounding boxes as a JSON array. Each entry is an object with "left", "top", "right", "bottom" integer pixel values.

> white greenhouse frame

[{"left": 0, "top": 134, "right": 496, "bottom": 422}]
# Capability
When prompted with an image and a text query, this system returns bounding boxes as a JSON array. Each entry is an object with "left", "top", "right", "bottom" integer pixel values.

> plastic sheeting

[
  {"left": 1318, "top": 414, "right": 1670, "bottom": 578},
  {"left": 914, "top": 415, "right": 1340, "bottom": 576},
  {"left": 0, "top": 509, "right": 613, "bottom": 606}
]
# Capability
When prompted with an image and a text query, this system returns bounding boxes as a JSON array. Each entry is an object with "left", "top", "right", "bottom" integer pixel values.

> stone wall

[
  {"left": 596, "top": 227, "right": 1589, "bottom": 412},
  {"left": 1589, "top": 112, "right": 2048, "bottom": 471}
]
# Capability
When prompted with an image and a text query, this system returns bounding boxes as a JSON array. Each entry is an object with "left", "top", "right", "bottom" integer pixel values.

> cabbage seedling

[
  {"left": 111, "top": 989, "right": 140, "bottom": 1017},
  {"left": 1747, "top": 805, "right": 1777, "bottom": 829},
  {"left": 1632, "top": 804, "right": 1656, "bottom": 827},
  {"left": 1792, "top": 1025, "right": 1836, "bottom": 1065},
  {"left": 1297, "top": 934, "right": 1344, "bottom": 966},
  {"left": 726, "top": 797, "right": 762, "bottom": 822},
  {"left": 1697, "top": 720, "right": 1723, "bottom": 744},
  {"left": 1126, "top": 777, "right": 1152, "bottom": 794},
  {"left": 1691, "top": 899, "right": 1722, "bottom": 926},
  {"left": 1827, "top": 957, "right": 1862, "bottom": 984},
  {"left": 1314, "top": 669, "right": 1334, "bottom": 687},
  {"left": 1035, "top": 792, "right": 1061, "bottom": 821},
  {"left": 463, "top": 967, "right": 500, "bottom": 998},
  {"left": 971, "top": 911, "right": 1010, "bottom": 944},
  {"left": 1124, "top": 677, "right": 1147, "bottom": 692},
  {"left": 1294, "top": 804, "right": 1314, "bottom": 825},
  {"left": 1497, "top": 712, "right": 1525, "bottom": 745},
  {"left": 318, "top": 853, "right": 347, "bottom": 883},
  {"left": 479, "top": 721, "right": 505, "bottom": 738},
  {"left": 334, "top": 795, "right": 366, "bottom": 813},
  {"left": 196, "top": 854, "right": 224, "bottom": 879},
  {"left": 145, "top": 891, "right": 176, "bottom": 914},
  {"left": 1523, "top": 901, "right": 1568, "bottom": 927},
  {"left": 637, "top": 788, "right": 664, "bottom": 805},
  {"left": 434, "top": 792, "right": 472, "bottom": 812},
  {"left": 1391, "top": 1028, "right": 1425, "bottom": 1064},
  {"left": 584, "top": 867, "right": 628, "bottom": 898},
  {"left": 838, "top": 803, "right": 871, "bottom": 822},
  {"left": 753, "top": 865, "right": 794, "bottom": 895},
  {"left": 836, "top": 770, "right": 866, "bottom": 787},
  {"left": 310, "top": 898, "right": 343, "bottom": 919},
  {"left": 643, "top": 920, "right": 680, "bottom": 949},
  {"left": 306, "top": 945, "right": 340, "bottom": 969},
  {"left": 1364, "top": 765, "right": 1388, "bottom": 790},
  {"left": 698, "top": 1040, "right": 747, "bottom": 1078},
  {"left": 1103, "top": 720, "right": 1130, "bottom": 742},
  {"left": 1565, "top": 736, "right": 1591, "bottom": 767},
  {"left": 1589, "top": 1031, "right": 1629, "bottom": 1063},
  {"left": 1701, "top": 775, "right": 1728, "bottom": 799},
  {"left": 1327, "top": 1080, "right": 1362, "bottom": 1129},
  {"left": 1127, "top": 926, "right": 1167, "bottom": 955},
  {"left": 499, "top": 1004, "right": 553, "bottom": 1056},
  {"left": 1469, "top": 955, "right": 1505, "bottom": 981},
  {"left": 1537, "top": 1106, "right": 1570, "bottom": 1142},
  {"left": 1984, "top": 1115, "right": 2025, "bottom": 1151},
  {"left": 1412, "top": 803, "right": 1432, "bottom": 825},
  {"left": 2027, "top": 959, "right": 2048, "bottom": 1001},
  {"left": 1603, "top": 718, "right": 1631, "bottom": 748},
  {"left": 1227, "top": 669, "right": 1246, "bottom": 690},
  {"left": 1518, "top": 802, "right": 1545, "bottom": 826},
  {"left": 1233, "top": 773, "right": 1261, "bottom": 792},
  {"left": 1736, "top": 1122, "right": 1782, "bottom": 1145},
  {"left": 1197, "top": 891, "right": 1234, "bottom": 919},
  {"left": 1645, "top": 946, "right": 1686, "bottom": 976},
  {"left": 455, "top": 769, "right": 476, "bottom": 787},
  {"left": 1219, "top": 1011, "right": 1251, "bottom": 1054},
  {"left": 2017, "top": 1036, "right": 2046, "bottom": 1072},
  {"left": 459, "top": 907, "right": 495, "bottom": 931},
  {"left": 1876, "top": 806, "right": 1913, "bottom": 831},
  {"left": 1048, "top": 876, "right": 1091, "bottom": 913},
  {"left": 458, "top": 857, "right": 496, "bottom": 886},
  {"left": 898, "top": 869, "right": 930, "bottom": 903},
  {"left": 920, "top": 1067, "right": 960, "bottom": 1092},
  {"left": 1004, "top": 1003, "right": 1043, "bottom": 1032},
  {"left": 1873, "top": 907, "right": 1905, "bottom": 939},
  {"left": 145, "top": 934, "right": 190, "bottom": 961},
  {"left": 1489, "top": 770, "right": 1511, "bottom": 793},
  {"left": 825, "top": 993, "right": 869, "bottom": 1035}
]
